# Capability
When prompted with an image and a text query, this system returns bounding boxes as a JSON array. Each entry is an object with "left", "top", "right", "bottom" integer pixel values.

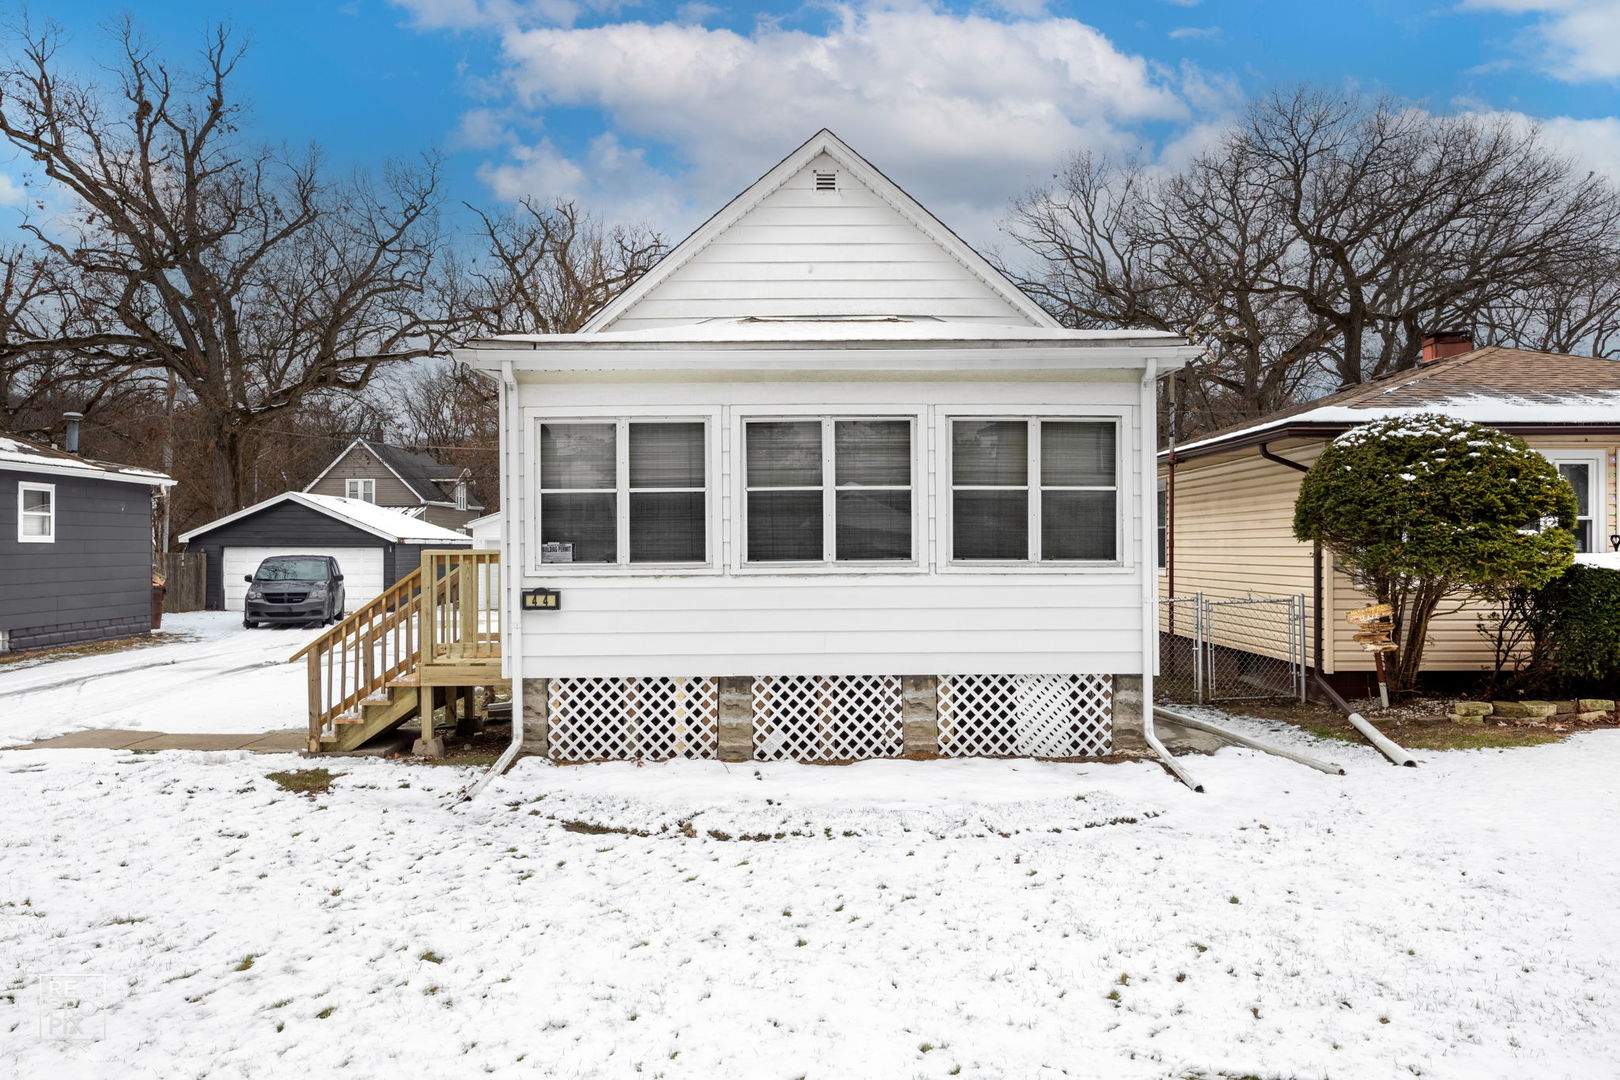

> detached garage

[{"left": 178, "top": 493, "right": 473, "bottom": 612}]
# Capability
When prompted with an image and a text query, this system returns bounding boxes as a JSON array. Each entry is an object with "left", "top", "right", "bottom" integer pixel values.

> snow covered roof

[
  {"left": 1171, "top": 347, "right": 1620, "bottom": 459},
  {"left": 472, "top": 318, "right": 1182, "bottom": 348},
  {"left": 0, "top": 433, "right": 174, "bottom": 487},
  {"left": 178, "top": 492, "right": 475, "bottom": 545}
]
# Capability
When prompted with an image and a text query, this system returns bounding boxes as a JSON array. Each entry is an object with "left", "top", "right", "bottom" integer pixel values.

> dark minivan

[{"left": 242, "top": 555, "right": 346, "bottom": 628}]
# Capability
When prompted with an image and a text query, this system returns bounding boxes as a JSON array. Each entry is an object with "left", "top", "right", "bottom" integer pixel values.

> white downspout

[
  {"left": 1139, "top": 359, "right": 1202, "bottom": 792},
  {"left": 460, "top": 358, "right": 525, "bottom": 802}
]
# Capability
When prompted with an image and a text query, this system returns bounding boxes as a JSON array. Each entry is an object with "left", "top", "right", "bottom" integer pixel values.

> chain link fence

[{"left": 1157, "top": 592, "right": 1306, "bottom": 704}]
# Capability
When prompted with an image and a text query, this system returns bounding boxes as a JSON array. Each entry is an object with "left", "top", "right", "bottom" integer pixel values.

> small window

[
  {"left": 1157, "top": 480, "right": 1168, "bottom": 570},
  {"left": 538, "top": 419, "right": 707, "bottom": 566},
  {"left": 1541, "top": 452, "right": 1604, "bottom": 553},
  {"left": 345, "top": 478, "right": 376, "bottom": 503},
  {"left": 455, "top": 481, "right": 469, "bottom": 511},
  {"left": 18, "top": 482, "right": 54, "bottom": 543},
  {"left": 950, "top": 418, "right": 1118, "bottom": 562},
  {"left": 743, "top": 418, "right": 913, "bottom": 564}
]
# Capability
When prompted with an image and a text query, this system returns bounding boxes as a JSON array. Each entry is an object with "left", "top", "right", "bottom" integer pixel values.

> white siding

[
  {"left": 606, "top": 154, "right": 1040, "bottom": 332},
  {"left": 511, "top": 378, "right": 1150, "bottom": 679}
]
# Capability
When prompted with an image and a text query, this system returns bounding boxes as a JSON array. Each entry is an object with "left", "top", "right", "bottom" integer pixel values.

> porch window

[
  {"left": 538, "top": 420, "right": 707, "bottom": 565},
  {"left": 17, "top": 482, "right": 54, "bottom": 543},
  {"left": 744, "top": 418, "right": 913, "bottom": 563},
  {"left": 1541, "top": 452, "right": 1604, "bottom": 553},
  {"left": 951, "top": 419, "right": 1117, "bottom": 562},
  {"left": 345, "top": 478, "right": 376, "bottom": 503}
]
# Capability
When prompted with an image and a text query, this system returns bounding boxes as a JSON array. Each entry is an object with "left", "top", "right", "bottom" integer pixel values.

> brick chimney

[{"left": 1419, "top": 331, "right": 1473, "bottom": 364}]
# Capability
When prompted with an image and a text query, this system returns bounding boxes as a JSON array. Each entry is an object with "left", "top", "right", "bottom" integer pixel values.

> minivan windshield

[{"left": 255, "top": 558, "right": 330, "bottom": 582}]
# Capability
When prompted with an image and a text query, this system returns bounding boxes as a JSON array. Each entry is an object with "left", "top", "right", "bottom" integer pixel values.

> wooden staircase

[{"left": 291, "top": 549, "right": 504, "bottom": 754}]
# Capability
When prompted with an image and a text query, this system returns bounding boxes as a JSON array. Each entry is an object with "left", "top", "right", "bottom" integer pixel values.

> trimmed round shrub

[{"left": 1294, "top": 412, "right": 1576, "bottom": 689}]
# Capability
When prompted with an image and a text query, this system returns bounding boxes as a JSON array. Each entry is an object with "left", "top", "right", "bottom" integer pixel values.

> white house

[{"left": 459, "top": 130, "right": 1196, "bottom": 763}]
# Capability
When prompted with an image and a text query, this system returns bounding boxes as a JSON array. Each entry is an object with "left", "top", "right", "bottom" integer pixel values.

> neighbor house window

[
  {"left": 743, "top": 418, "right": 913, "bottom": 563},
  {"left": 455, "top": 480, "right": 469, "bottom": 511},
  {"left": 17, "top": 482, "right": 54, "bottom": 543},
  {"left": 1542, "top": 452, "right": 1604, "bottom": 553},
  {"left": 1157, "top": 480, "right": 1168, "bottom": 570},
  {"left": 951, "top": 419, "right": 1117, "bottom": 562},
  {"left": 345, "top": 478, "right": 376, "bottom": 503},
  {"left": 538, "top": 419, "right": 707, "bottom": 565}
]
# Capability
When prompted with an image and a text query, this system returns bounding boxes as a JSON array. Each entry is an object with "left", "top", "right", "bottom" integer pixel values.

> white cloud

[
  {"left": 477, "top": 132, "right": 687, "bottom": 228},
  {"left": 460, "top": 5, "right": 1187, "bottom": 242},
  {"left": 0, "top": 173, "right": 24, "bottom": 207},
  {"left": 1463, "top": 0, "right": 1620, "bottom": 81},
  {"left": 674, "top": 2, "right": 719, "bottom": 25},
  {"left": 1168, "top": 25, "right": 1222, "bottom": 40},
  {"left": 1469, "top": 109, "right": 1620, "bottom": 182}
]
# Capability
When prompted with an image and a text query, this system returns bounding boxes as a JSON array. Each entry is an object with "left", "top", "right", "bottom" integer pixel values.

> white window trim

[
  {"left": 455, "top": 480, "right": 469, "bottom": 511},
  {"left": 734, "top": 413, "right": 923, "bottom": 572},
  {"left": 524, "top": 411, "right": 720, "bottom": 576},
  {"left": 1541, "top": 450, "right": 1606, "bottom": 554},
  {"left": 933, "top": 408, "right": 1134, "bottom": 573},
  {"left": 17, "top": 481, "right": 54, "bottom": 544},
  {"left": 345, "top": 478, "right": 376, "bottom": 503}
]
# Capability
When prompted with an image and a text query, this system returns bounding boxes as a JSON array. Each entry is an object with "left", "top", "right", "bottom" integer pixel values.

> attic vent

[{"left": 813, "top": 170, "right": 838, "bottom": 192}]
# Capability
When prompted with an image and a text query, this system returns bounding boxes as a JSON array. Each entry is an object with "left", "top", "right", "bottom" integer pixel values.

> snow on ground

[
  {"left": 3, "top": 733, "right": 1619, "bottom": 1080},
  {"left": 0, "top": 613, "right": 320, "bottom": 745}
]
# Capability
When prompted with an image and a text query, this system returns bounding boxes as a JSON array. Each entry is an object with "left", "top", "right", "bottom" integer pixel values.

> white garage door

[{"left": 222, "top": 547, "right": 387, "bottom": 612}]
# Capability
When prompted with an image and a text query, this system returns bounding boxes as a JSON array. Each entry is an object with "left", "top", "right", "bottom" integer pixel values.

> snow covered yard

[
  {"left": 4, "top": 731, "right": 1619, "bottom": 1080},
  {"left": 0, "top": 613, "right": 320, "bottom": 745}
]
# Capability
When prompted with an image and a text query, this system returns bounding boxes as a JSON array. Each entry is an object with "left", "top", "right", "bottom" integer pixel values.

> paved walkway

[{"left": 4, "top": 729, "right": 307, "bottom": 752}]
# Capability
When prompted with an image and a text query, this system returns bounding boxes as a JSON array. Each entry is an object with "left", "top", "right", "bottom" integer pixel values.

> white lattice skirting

[
  {"left": 751, "top": 674, "right": 905, "bottom": 762},
  {"left": 547, "top": 676, "right": 719, "bottom": 761},
  {"left": 937, "top": 674, "right": 1114, "bottom": 758}
]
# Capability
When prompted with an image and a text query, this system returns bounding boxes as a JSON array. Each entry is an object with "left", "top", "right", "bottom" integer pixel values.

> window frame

[
  {"left": 525, "top": 412, "right": 718, "bottom": 576},
  {"left": 941, "top": 412, "right": 1128, "bottom": 571},
  {"left": 737, "top": 414, "right": 921, "bottom": 570},
  {"left": 17, "top": 481, "right": 55, "bottom": 544},
  {"left": 1540, "top": 450, "right": 1606, "bottom": 554},
  {"left": 344, "top": 477, "right": 376, "bottom": 503}
]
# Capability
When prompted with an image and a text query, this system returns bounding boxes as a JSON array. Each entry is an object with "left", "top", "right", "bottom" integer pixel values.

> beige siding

[
  {"left": 307, "top": 447, "right": 421, "bottom": 507},
  {"left": 1158, "top": 440, "right": 1320, "bottom": 666},
  {"left": 606, "top": 153, "right": 1038, "bottom": 332},
  {"left": 1166, "top": 434, "right": 1619, "bottom": 674}
]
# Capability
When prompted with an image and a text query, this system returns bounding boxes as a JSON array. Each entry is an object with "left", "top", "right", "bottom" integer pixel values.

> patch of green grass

[
  {"left": 106, "top": 916, "right": 146, "bottom": 925},
  {"left": 1399, "top": 728, "right": 1568, "bottom": 751},
  {"left": 233, "top": 954, "right": 260, "bottom": 972},
  {"left": 419, "top": 950, "right": 445, "bottom": 964},
  {"left": 265, "top": 769, "right": 340, "bottom": 794}
]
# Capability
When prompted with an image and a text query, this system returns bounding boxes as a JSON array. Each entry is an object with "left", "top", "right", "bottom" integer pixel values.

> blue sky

[{"left": 13, "top": 0, "right": 1620, "bottom": 249}]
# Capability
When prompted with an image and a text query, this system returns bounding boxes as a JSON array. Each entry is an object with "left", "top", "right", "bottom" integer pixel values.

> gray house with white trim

[
  {"left": 0, "top": 433, "right": 174, "bottom": 653},
  {"left": 303, "top": 438, "right": 483, "bottom": 531}
]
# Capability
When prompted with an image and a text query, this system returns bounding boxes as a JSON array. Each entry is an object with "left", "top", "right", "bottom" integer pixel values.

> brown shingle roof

[{"left": 1174, "top": 346, "right": 1620, "bottom": 457}]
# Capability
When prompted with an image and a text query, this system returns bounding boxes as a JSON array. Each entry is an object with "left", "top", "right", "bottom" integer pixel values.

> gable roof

[
  {"left": 178, "top": 492, "right": 474, "bottom": 546},
  {"left": 1171, "top": 346, "right": 1620, "bottom": 459},
  {"left": 580, "top": 129, "right": 1061, "bottom": 334},
  {"left": 0, "top": 432, "right": 175, "bottom": 487},
  {"left": 304, "top": 438, "right": 480, "bottom": 508}
]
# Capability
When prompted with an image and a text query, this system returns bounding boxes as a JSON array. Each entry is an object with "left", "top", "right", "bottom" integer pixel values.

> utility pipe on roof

[
  {"left": 1141, "top": 359, "right": 1202, "bottom": 793},
  {"left": 459, "top": 359, "right": 525, "bottom": 803}
]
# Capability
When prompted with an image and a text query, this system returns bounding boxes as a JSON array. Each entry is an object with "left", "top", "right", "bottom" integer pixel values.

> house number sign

[{"left": 521, "top": 588, "right": 562, "bottom": 611}]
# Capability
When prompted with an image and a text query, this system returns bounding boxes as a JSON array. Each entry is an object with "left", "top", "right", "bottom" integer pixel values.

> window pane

[
  {"left": 21, "top": 512, "right": 51, "bottom": 537},
  {"left": 1574, "top": 520, "right": 1594, "bottom": 554},
  {"left": 747, "top": 490, "right": 823, "bottom": 561},
  {"left": 1559, "top": 463, "right": 1591, "bottom": 518},
  {"left": 541, "top": 423, "right": 616, "bottom": 489},
  {"left": 1043, "top": 490, "right": 1116, "bottom": 560},
  {"left": 22, "top": 489, "right": 51, "bottom": 513},
  {"left": 746, "top": 422, "right": 822, "bottom": 488},
  {"left": 630, "top": 423, "right": 704, "bottom": 489},
  {"left": 953, "top": 490, "right": 1028, "bottom": 559},
  {"left": 836, "top": 490, "right": 911, "bottom": 560},
  {"left": 540, "top": 493, "right": 616, "bottom": 563},
  {"left": 630, "top": 492, "right": 705, "bottom": 562},
  {"left": 835, "top": 421, "right": 910, "bottom": 486},
  {"left": 1041, "top": 422, "right": 1115, "bottom": 486},
  {"left": 953, "top": 421, "right": 1027, "bottom": 486}
]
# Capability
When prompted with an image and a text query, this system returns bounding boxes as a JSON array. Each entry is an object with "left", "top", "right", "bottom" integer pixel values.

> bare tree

[
  {"left": 0, "top": 21, "right": 450, "bottom": 517},
  {"left": 1007, "top": 88, "right": 1620, "bottom": 434},
  {"left": 452, "top": 198, "right": 665, "bottom": 336}
]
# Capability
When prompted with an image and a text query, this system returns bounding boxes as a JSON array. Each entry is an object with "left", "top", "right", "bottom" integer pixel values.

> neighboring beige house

[
  {"left": 1161, "top": 338, "right": 1620, "bottom": 693},
  {"left": 304, "top": 438, "right": 483, "bottom": 531}
]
